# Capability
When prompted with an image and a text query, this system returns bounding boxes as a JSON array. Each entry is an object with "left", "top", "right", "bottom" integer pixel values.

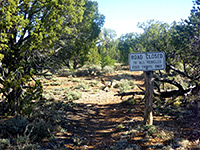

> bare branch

[
  {"left": 154, "top": 77, "right": 184, "bottom": 91},
  {"left": 114, "top": 91, "right": 144, "bottom": 100},
  {"left": 168, "top": 64, "right": 197, "bottom": 80},
  {"left": 136, "top": 84, "right": 145, "bottom": 92}
]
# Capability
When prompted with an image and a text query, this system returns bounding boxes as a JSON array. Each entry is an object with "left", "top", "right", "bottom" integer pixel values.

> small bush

[
  {"left": 75, "top": 68, "right": 89, "bottom": 77},
  {"left": 52, "top": 90, "right": 62, "bottom": 95},
  {"left": 42, "top": 92, "right": 55, "bottom": 100},
  {"left": 27, "top": 119, "right": 55, "bottom": 142},
  {"left": 89, "top": 81, "right": 99, "bottom": 87},
  {"left": 64, "top": 91, "right": 82, "bottom": 102},
  {"left": 103, "top": 66, "right": 115, "bottom": 74},
  {"left": 101, "top": 55, "right": 115, "bottom": 68},
  {"left": 72, "top": 78, "right": 82, "bottom": 82},
  {"left": 114, "top": 79, "right": 130, "bottom": 92},
  {"left": 129, "top": 80, "right": 136, "bottom": 89},
  {"left": 144, "top": 125, "right": 157, "bottom": 137},
  {"left": 75, "top": 83, "right": 90, "bottom": 92},
  {"left": 88, "top": 65, "right": 102, "bottom": 76},
  {"left": 16, "top": 135, "right": 30, "bottom": 145},
  {"left": 57, "top": 69, "right": 72, "bottom": 77},
  {"left": 0, "top": 116, "right": 29, "bottom": 138},
  {"left": 116, "top": 124, "right": 125, "bottom": 129},
  {"left": 0, "top": 139, "right": 10, "bottom": 150}
]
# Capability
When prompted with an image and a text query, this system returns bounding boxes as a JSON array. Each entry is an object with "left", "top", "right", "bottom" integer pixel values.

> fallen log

[
  {"left": 114, "top": 91, "right": 144, "bottom": 99},
  {"left": 114, "top": 84, "right": 199, "bottom": 99}
]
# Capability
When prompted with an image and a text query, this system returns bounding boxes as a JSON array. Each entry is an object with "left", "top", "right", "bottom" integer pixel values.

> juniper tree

[{"left": 0, "top": 0, "right": 84, "bottom": 115}]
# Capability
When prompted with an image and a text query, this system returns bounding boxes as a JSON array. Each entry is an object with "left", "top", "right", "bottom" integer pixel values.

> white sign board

[{"left": 129, "top": 52, "right": 166, "bottom": 71}]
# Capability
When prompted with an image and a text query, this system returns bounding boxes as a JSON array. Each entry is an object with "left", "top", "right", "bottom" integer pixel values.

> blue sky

[{"left": 97, "top": 0, "right": 194, "bottom": 37}]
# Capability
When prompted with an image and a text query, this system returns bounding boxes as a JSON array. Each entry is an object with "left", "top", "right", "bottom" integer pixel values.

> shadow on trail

[
  {"left": 56, "top": 101, "right": 144, "bottom": 149},
  {"left": 51, "top": 100, "right": 200, "bottom": 150}
]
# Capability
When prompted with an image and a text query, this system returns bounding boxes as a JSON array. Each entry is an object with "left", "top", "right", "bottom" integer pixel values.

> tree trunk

[{"left": 144, "top": 71, "right": 154, "bottom": 125}]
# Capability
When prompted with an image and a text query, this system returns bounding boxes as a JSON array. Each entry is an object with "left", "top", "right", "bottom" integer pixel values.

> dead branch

[
  {"left": 136, "top": 84, "right": 145, "bottom": 92},
  {"left": 168, "top": 65, "right": 199, "bottom": 80},
  {"left": 101, "top": 78, "right": 113, "bottom": 91},
  {"left": 154, "top": 77, "right": 184, "bottom": 91},
  {"left": 114, "top": 91, "right": 144, "bottom": 100},
  {"left": 115, "top": 83, "right": 199, "bottom": 100}
]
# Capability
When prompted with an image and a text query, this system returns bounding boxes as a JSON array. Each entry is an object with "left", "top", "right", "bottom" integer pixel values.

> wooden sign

[
  {"left": 129, "top": 52, "right": 166, "bottom": 71},
  {"left": 129, "top": 51, "right": 166, "bottom": 125}
]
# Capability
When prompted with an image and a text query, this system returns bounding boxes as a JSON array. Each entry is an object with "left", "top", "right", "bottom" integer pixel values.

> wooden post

[{"left": 144, "top": 71, "right": 154, "bottom": 125}]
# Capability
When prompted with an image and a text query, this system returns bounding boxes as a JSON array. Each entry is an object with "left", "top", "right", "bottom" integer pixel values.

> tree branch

[
  {"left": 114, "top": 91, "right": 144, "bottom": 100},
  {"left": 168, "top": 64, "right": 196, "bottom": 80},
  {"left": 154, "top": 77, "right": 184, "bottom": 91}
]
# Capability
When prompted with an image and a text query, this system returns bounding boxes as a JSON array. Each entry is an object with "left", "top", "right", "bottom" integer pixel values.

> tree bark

[{"left": 144, "top": 71, "right": 153, "bottom": 125}]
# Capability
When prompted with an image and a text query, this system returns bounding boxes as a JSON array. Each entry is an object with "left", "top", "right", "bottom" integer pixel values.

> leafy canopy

[{"left": 0, "top": 0, "right": 85, "bottom": 115}]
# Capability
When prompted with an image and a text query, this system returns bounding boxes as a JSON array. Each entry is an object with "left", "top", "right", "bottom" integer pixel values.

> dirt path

[
  {"left": 40, "top": 70, "right": 146, "bottom": 149},
  {"left": 40, "top": 70, "right": 200, "bottom": 149},
  {"left": 54, "top": 102, "right": 144, "bottom": 149}
]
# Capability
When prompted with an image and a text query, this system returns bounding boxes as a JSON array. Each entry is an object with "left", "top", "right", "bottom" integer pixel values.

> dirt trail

[
  {"left": 55, "top": 102, "right": 144, "bottom": 149},
  {"left": 41, "top": 70, "right": 200, "bottom": 149},
  {"left": 45, "top": 71, "right": 145, "bottom": 149}
]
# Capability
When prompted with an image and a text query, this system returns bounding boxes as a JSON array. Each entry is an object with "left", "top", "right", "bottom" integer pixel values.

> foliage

[
  {"left": 87, "top": 47, "right": 102, "bottom": 65},
  {"left": 0, "top": 0, "right": 85, "bottom": 115},
  {"left": 137, "top": 20, "right": 172, "bottom": 53},
  {"left": 75, "top": 83, "right": 90, "bottom": 92},
  {"left": 51, "top": 0, "right": 105, "bottom": 69},
  {"left": 101, "top": 55, "right": 115, "bottom": 68},
  {"left": 143, "top": 124, "right": 157, "bottom": 137},
  {"left": 98, "top": 28, "right": 119, "bottom": 67},
  {"left": 118, "top": 20, "right": 172, "bottom": 65},
  {"left": 0, "top": 99, "right": 77, "bottom": 148},
  {"left": 103, "top": 65, "right": 115, "bottom": 74},
  {"left": 118, "top": 17, "right": 200, "bottom": 100},
  {"left": 169, "top": 1, "right": 200, "bottom": 81},
  {"left": 27, "top": 119, "right": 55, "bottom": 142},
  {"left": 114, "top": 79, "right": 134, "bottom": 92},
  {"left": 0, "top": 139, "right": 10, "bottom": 150},
  {"left": 64, "top": 90, "right": 82, "bottom": 101},
  {"left": 88, "top": 65, "right": 102, "bottom": 75},
  {"left": 118, "top": 32, "right": 140, "bottom": 65},
  {"left": 0, "top": 116, "right": 29, "bottom": 138}
]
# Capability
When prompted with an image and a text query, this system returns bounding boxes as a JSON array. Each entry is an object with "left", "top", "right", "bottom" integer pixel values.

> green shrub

[
  {"left": 103, "top": 66, "right": 115, "bottom": 74},
  {"left": 75, "top": 68, "right": 89, "bottom": 77},
  {"left": 116, "top": 124, "right": 125, "bottom": 129},
  {"left": 64, "top": 91, "right": 82, "bottom": 102},
  {"left": 101, "top": 55, "right": 115, "bottom": 68},
  {"left": 75, "top": 83, "right": 90, "bottom": 91},
  {"left": 57, "top": 69, "right": 72, "bottom": 77},
  {"left": 27, "top": 119, "right": 54, "bottom": 142},
  {"left": 42, "top": 93, "right": 55, "bottom": 100},
  {"left": 0, "top": 139, "right": 10, "bottom": 150},
  {"left": 89, "top": 81, "right": 99, "bottom": 87},
  {"left": 129, "top": 80, "right": 136, "bottom": 89},
  {"left": 88, "top": 65, "right": 102, "bottom": 76},
  {"left": 114, "top": 79, "right": 130, "bottom": 92},
  {"left": 16, "top": 135, "right": 29, "bottom": 145},
  {"left": 72, "top": 78, "right": 82, "bottom": 82},
  {"left": 0, "top": 116, "right": 29, "bottom": 138},
  {"left": 144, "top": 125, "right": 157, "bottom": 137},
  {"left": 52, "top": 90, "right": 62, "bottom": 95}
]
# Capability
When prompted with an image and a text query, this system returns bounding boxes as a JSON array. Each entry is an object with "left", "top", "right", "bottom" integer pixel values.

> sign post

[{"left": 129, "top": 52, "right": 166, "bottom": 125}]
